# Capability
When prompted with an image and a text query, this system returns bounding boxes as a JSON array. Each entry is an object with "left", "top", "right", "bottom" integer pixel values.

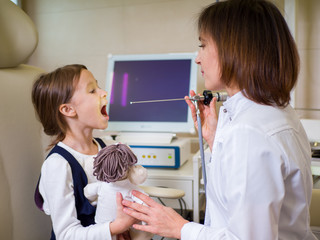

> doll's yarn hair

[{"left": 93, "top": 143, "right": 137, "bottom": 183}]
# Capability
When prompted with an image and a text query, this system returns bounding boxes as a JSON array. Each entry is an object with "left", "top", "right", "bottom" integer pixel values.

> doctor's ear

[{"left": 59, "top": 103, "right": 76, "bottom": 117}]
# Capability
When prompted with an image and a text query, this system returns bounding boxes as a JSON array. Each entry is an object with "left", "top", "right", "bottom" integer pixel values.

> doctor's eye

[{"left": 198, "top": 44, "right": 205, "bottom": 48}]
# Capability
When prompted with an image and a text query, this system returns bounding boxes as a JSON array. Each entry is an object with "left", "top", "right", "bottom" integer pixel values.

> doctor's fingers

[
  {"left": 185, "top": 97, "right": 197, "bottom": 127},
  {"left": 123, "top": 193, "right": 164, "bottom": 219},
  {"left": 122, "top": 203, "right": 150, "bottom": 224},
  {"left": 185, "top": 91, "right": 206, "bottom": 126},
  {"left": 131, "top": 190, "right": 161, "bottom": 208},
  {"left": 132, "top": 223, "right": 157, "bottom": 235},
  {"left": 185, "top": 90, "right": 196, "bottom": 115},
  {"left": 210, "top": 96, "right": 218, "bottom": 117},
  {"left": 123, "top": 200, "right": 169, "bottom": 229},
  {"left": 131, "top": 204, "right": 187, "bottom": 239}
]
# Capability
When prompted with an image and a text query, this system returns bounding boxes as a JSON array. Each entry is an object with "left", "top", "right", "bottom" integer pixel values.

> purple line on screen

[
  {"left": 121, "top": 73, "right": 128, "bottom": 106},
  {"left": 110, "top": 73, "right": 115, "bottom": 104}
]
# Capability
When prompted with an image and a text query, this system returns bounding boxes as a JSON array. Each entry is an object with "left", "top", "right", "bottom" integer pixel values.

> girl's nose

[{"left": 101, "top": 90, "right": 107, "bottom": 99}]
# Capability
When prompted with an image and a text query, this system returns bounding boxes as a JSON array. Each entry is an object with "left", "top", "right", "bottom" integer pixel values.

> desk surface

[{"left": 145, "top": 158, "right": 193, "bottom": 180}]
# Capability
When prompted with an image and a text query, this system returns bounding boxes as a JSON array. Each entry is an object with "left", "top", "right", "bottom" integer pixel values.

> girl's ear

[{"left": 59, "top": 103, "right": 76, "bottom": 117}]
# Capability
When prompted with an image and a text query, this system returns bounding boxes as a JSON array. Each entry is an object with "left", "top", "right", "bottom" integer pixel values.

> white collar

[{"left": 222, "top": 91, "right": 254, "bottom": 120}]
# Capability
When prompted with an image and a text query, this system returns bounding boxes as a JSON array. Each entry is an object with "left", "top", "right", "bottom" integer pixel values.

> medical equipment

[
  {"left": 105, "top": 53, "right": 198, "bottom": 133},
  {"left": 130, "top": 90, "right": 228, "bottom": 192},
  {"left": 130, "top": 90, "right": 228, "bottom": 105},
  {"left": 129, "top": 138, "right": 190, "bottom": 168},
  {"left": 193, "top": 92, "right": 227, "bottom": 192}
]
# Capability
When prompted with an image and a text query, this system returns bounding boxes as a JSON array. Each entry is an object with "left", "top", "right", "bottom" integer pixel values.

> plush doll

[{"left": 84, "top": 143, "right": 153, "bottom": 240}]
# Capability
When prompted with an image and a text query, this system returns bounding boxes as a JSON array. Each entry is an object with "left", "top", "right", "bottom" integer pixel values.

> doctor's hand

[
  {"left": 122, "top": 190, "right": 189, "bottom": 239},
  {"left": 185, "top": 90, "right": 218, "bottom": 150},
  {"left": 110, "top": 192, "right": 137, "bottom": 236}
]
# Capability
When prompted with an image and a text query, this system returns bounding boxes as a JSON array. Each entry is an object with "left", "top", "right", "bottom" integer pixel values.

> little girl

[{"left": 32, "top": 64, "right": 135, "bottom": 240}]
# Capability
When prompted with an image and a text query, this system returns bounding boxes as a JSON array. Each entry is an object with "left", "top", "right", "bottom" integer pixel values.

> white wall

[
  {"left": 22, "top": 0, "right": 320, "bottom": 121},
  {"left": 23, "top": 0, "right": 214, "bottom": 94},
  {"left": 295, "top": 0, "right": 320, "bottom": 119}
]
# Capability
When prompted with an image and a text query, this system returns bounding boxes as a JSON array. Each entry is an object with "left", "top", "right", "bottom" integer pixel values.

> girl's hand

[
  {"left": 122, "top": 190, "right": 189, "bottom": 239},
  {"left": 110, "top": 193, "right": 137, "bottom": 236},
  {"left": 185, "top": 90, "right": 218, "bottom": 150}
]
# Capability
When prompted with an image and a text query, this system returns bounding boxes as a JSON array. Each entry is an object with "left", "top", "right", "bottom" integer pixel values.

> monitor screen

[{"left": 105, "top": 53, "right": 198, "bottom": 133}]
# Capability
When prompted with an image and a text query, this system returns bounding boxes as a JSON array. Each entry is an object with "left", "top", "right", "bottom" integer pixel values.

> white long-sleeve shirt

[
  {"left": 39, "top": 140, "right": 111, "bottom": 240},
  {"left": 182, "top": 92, "right": 316, "bottom": 240}
]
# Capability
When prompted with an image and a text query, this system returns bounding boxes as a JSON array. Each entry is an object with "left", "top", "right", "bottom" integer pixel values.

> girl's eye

[
  {"left": 90, "top": 89, "right": 96, "bottom": 94},
  {"left": 198, "top": 44, "right": 205, "bottom": 48}
]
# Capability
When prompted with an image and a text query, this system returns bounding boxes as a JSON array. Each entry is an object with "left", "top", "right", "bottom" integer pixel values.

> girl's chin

[{"left": 98, "top": 120, "right": 109, "bottom": 130}]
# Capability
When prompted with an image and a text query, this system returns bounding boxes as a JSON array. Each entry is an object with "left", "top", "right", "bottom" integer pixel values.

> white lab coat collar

[{"left": 222, "top": 91, "right": 254, "bottom": 121}]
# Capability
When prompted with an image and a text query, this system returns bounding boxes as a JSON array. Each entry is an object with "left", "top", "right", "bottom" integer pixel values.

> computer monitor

[{"left": 105, "top": 53, "right": 198, "bottom": 133}]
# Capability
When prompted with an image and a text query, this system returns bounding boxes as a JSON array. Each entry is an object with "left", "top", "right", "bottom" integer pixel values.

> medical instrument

[
  {"left": 193, "top": 99, "right": 208, "bottom": 192},
  {"left": 130, "top": 90, "right": 228, "bottom": 105},
  {"left": 130, "top": 90, "right": 228, "bottom": 194},
  {"left": 193, "top": 92, "right": 227, "bottom": 192}
]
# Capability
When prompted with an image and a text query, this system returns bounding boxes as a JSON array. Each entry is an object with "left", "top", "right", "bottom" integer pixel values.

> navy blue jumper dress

[{"left": 34, "top": 138, "right": 106, "bottom": 239}]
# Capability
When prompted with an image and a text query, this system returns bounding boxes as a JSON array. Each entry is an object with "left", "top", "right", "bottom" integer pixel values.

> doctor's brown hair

[
  {"left": 198, "top": 0, "right": 299, "bottom": 107},
  {"left": 31, "top": 64, "right": 87, "bottom": 149}
]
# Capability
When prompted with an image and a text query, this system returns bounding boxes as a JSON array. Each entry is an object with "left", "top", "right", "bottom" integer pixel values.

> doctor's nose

[{"left": 195, "top": 54, "right": 201, "bottom": 65}]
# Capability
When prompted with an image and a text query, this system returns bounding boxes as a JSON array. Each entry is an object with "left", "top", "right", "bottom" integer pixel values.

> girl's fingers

[{"left": 116, "top": 192, "right": 123, "bottom": 209}]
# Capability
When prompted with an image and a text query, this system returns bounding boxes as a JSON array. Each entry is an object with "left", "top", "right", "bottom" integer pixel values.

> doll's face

[{"left": 128, "top": 165, "right": 147, "bottom": 185}]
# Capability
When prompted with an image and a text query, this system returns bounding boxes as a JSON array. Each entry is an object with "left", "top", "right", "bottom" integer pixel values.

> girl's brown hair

[
  {"left": 198, "top": 0, "right": 299, "bottom": 107},
  {"left": 31, "top": 64, "right": 87, "bottom": 149}
]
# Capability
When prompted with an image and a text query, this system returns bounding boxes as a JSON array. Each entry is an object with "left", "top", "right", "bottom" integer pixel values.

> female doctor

[{"left": 122, "top": 0, "right": 316, "bottom": 239}]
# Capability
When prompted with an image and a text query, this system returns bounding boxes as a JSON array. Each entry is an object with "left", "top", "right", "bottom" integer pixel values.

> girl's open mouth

[{"left": 101, "top": 105, "right": 108, "bottom": 117}]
